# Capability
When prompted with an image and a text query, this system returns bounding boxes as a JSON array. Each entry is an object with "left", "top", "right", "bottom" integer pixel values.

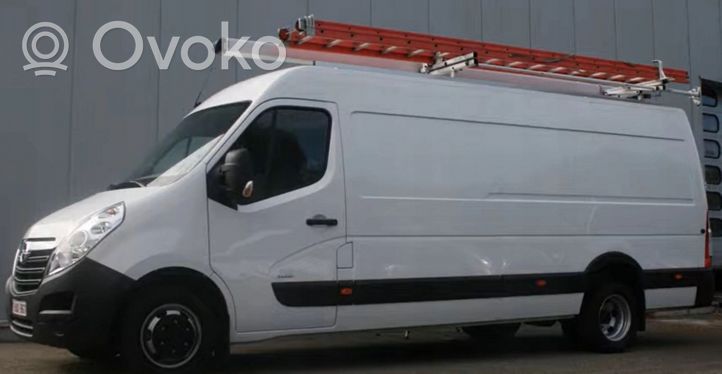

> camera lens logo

[{"left": 22, "top": 22, "right": 69, "bottom": 77}]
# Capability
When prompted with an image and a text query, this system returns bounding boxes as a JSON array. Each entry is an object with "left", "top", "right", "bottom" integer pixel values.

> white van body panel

[
  {"left": 23, "top": 188, "right": 157, "bottom": 243},
  {"left": 335, "top": 294, "right": 583, "bottom": 331},
  {"left": 87, "top": 169, "right": 213, "bottom": 281},
  {"left": 192, "top": 66, "right": 707, "bottom": 342},
  {"left": 645, "top": 287, "right": 697, "bottom": 309}
]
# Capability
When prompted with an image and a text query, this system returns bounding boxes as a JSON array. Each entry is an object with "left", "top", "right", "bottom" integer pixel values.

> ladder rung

[
  {"left": 354, "top": 42, "right": 371, "bottom": 52},
  {"left": 325, "top": 39, "right": 342, "bottom": 48},
  {"left": 381, "top": 46, "right": 397, "bottom": 55}
]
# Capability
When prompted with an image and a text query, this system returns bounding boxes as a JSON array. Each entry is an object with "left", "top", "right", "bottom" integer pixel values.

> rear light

[{"left": 705, "top": 212, "right": 712, "bottom": 269}]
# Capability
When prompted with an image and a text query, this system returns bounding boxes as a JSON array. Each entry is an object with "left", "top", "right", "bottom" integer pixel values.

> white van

[{"left": 6, "top": 65, "right": 715, "bottom": 371}]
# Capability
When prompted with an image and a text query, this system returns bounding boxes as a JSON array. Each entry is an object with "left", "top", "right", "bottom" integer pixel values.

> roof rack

[{"left": 275, "top": 15, "right": 700, "bottom": 105}]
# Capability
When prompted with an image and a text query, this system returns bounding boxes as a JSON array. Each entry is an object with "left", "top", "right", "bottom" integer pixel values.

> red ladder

[{"left": 278, "top": 16, "right": 689, "bottom": 85}]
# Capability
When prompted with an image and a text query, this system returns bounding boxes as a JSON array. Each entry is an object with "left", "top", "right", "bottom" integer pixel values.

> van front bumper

[{"left": 5, "top": 259, "right": 133, "bottom": 351}]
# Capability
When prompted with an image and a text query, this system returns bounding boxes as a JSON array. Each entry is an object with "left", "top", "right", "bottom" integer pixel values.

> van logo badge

[{"left": 19, "top": 242, "right": 30, "bottom": 263}]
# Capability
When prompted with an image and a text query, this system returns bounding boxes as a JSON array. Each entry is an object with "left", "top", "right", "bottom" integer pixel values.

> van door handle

[{"left": 306, "top": 215, "right": 338, "bottom": 227}]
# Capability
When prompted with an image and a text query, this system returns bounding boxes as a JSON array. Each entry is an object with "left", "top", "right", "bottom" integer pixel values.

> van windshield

[{"left": 114, "top": 102, "right": 250, "bottom": 189}]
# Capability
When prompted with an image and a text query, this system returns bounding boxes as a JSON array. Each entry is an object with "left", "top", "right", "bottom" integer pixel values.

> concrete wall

[{"left": 1, "top": 0, "right": 720, "bottom": 319}]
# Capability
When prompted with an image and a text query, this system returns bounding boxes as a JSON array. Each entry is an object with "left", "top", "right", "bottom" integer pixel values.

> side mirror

[{"left": 220, "top": 148, "right": 253, "bottom": 201}]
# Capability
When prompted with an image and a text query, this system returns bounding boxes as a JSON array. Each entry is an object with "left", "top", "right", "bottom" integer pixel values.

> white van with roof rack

[{"left": 6, "top": 61, "right": 715, "bottom": 372}]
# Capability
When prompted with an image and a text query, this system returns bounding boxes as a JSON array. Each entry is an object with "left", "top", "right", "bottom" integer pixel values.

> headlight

[{"left": 47, "top": 202, "right": 125, "bottom": 276}]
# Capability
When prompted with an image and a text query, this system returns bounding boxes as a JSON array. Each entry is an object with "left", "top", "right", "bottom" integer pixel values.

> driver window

[{"left": 211, "top": 106, "right": 331, "bottom": 206}]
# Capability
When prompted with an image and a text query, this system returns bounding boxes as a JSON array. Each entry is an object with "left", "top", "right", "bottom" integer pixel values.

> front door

[{"left": 207, "top": 99, "right": 345, "bottom": 332}]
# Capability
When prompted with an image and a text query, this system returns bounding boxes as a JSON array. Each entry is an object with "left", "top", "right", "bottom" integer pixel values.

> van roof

[{"left": 195, "top": 64, "right": 685, "bottom": 115}]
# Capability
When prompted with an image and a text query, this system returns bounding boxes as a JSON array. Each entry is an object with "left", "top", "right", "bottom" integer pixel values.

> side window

[
  {"left": 266, "top": 108, "right": 332, "bottom": 198},
  {"left": 210, "top": 106, "right": 331, "bottom": 207},
  {"left": 235, "top": 110, "right": 275, "bottom": 185}
]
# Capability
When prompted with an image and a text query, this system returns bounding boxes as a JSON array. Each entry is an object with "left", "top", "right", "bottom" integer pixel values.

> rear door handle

[{"left": 306, "top": 215, "right": 338, "bottom": 227}]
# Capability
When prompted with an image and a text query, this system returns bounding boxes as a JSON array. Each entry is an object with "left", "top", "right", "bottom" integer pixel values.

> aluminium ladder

[{"left": 273, "top": 15, "right": 699, "bottom": 104}]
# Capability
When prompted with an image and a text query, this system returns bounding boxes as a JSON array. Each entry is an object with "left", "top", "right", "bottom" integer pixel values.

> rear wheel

[
  {"left": 462, "top": 323, "right": 520, "bottom": 340},
  {"left": 120, "top": 285, "right": 222, "bottom": 372},
  {"left": 576, "top": 283, "right": 638, "bottom": 352}
]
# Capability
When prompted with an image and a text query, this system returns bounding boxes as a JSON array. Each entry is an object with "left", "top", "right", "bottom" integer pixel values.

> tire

[
  {"left": 120, "top": 285, "right": 222, "bottom": 372},
  {"left": 462, "top": 323, "right": 520, "bottom": 340},
  {"left": 576, "top": 282, "right": 638, "bottom": 353}
]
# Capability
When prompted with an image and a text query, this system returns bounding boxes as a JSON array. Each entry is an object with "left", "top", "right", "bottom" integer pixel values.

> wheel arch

[
  {"left": 584, "top": 252, "right": 647, "bottom": 331},
  {"left": 112, "top": 267, "right": 231, "bottom": 347}
]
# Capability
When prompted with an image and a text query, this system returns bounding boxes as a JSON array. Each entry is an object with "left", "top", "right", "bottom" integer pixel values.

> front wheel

[
  {"left": 120, "top": 285, "right": 221, "bottom": 372},
  {"left": 576, "top": 283, "right": 638, "bottom": 352}
]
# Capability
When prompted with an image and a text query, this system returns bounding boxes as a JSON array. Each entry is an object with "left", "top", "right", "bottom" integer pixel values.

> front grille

[{"left": 13, "top": 239, "right": 55, "bottom": 293}]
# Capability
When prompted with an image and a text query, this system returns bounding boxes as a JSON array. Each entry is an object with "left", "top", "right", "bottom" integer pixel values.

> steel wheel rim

[
  {"left": 598, "top": 294, "right": 631, "bottom": 342},
  {"left": 140, "top": 303, "right": 202, "bottom": 369}
]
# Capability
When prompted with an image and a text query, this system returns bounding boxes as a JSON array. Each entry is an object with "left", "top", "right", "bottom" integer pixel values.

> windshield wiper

[
  {"left": 107, "top": 174, "right": 161, "bottom": 190},
  {"left": 107, "top": 180, "right": 145, "bottom": 190}
]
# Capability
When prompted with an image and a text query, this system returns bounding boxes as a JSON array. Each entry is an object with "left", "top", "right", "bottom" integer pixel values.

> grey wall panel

[
  {"left": 651, "top": 0, "right": 691, "bottom": 75},
  {"left": 371, "top": 0, "right": 429, "bottom": 33},
  {"left": 649, "top": 0, "right": 693, "bottom": 127},
  {"left": 0, "top": 0, "right": 76, "bottom": 321},
  {"left": 573, "top": 0, "right": 615, "bottom": 58},
  {"left": 429, "top": 0, "right": 482, "bottom": 39},
  {"left": 481, "top": 0, "right": 530, "bottom": 47},
  {"left": 309, "top": 0, "right": 372, "bottom": 25},
  {"left": 236, "top": 0, "right": 308, "bottom": 82},
  {"left": 530, "top": 0, "right": 574, "bottom": 53},
  {"left": 3, "top": 0, "right": 722, "bottom": 324},
  {"left": 69, "top": 0, "right": 161, "bottom": 199},
  {"left": 687, "top": 0, "right": 722, "bottom": 164},
  {"left": 614, "top": 0, "right": 654, "bottom": 64},
  {"left": 688, "top": 0, "right": 722, "bottom": 82},
  {"left": 157, "top": 0, "right": 237, "bottom": 138},
  {"left": 237, "top": 0, "right": 308, "bottom": 39}
]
